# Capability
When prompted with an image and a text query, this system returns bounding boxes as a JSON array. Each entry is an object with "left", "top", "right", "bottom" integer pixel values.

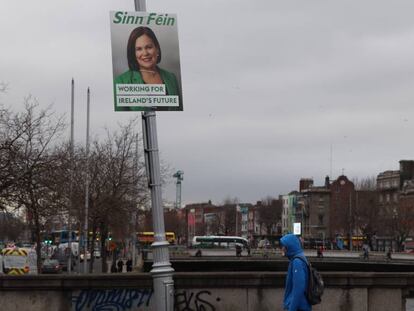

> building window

[
  {"left": 379, "top": 194, "right": 383, "bottom": 203},
  {"left": 386, "top": 193, "right": 390, "bottom": 203},
  {"left": 393, "top": 193, "right": 398, "bottom": 203}
]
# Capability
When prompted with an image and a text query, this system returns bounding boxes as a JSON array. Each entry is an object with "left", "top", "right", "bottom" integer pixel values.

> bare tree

[
  {"left": 206, "top": 211, "right": 225, "bottom": 235},
  {"left": 81, "top": 120, "right": 149, "bottom": 272},
  {"left": 392, "top": 196, "right": 414, "bottom": 251},
  {"left": 222, "top": 204, "right": 236, "bottom": 235},
  {"left": 164, "top": 209, "right": 185, "bottom": 241},
  {"left": 0, "top": 211, "right": 26, "bottom": 241},
  {"left": 352, "top": 176, "right": 377, "bottom": 190},
  {"left": 256, "top": 197, "right": 283, "bottom": 235},
  {"left": 0, "top": 104, "right": 28, "bottom": 203},
  {"left": 353, "top": 190, "right": 379, "bottom": 248},
  {"left": 11, "top": 98, "right": 66, "bottom": 271}
]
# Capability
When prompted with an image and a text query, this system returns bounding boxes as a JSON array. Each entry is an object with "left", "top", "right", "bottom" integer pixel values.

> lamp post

[
  {"left": 235, "top": 205, "right": 240, "bottom": 236},
  {"left": 136, "top": 2, "right": 174, "bottom": 310}
]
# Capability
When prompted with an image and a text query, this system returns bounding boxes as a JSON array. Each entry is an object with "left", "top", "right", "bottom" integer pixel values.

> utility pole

[
  {"left": 83, "top": 88, "right": 90, "bottom": 274},
  {"left": 68, "top": 79, "right": 74, "bottom": 274},
  {"left": 136, "top": 2, "right": 174, "bottom": 310},
  {"left": 142, "top": 112, "right": 175, "bottom": 311},
  {"left": 349, "top": 192, "right": 353, "bottom": 251},
  {"left": 132, "top": 133, "right": 139, "bottom": 268},
  {"left": 235, "top": 205, "right": 240, "bottom": 236}
]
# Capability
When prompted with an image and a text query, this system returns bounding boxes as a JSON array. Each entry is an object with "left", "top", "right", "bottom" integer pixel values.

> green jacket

[{"left": 114, "top": 67, "right": 181, "bottom": 111}]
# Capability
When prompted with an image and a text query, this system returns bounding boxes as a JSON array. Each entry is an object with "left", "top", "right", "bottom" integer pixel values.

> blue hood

[{"left": 280, "top": 234, "right": 304, "bottom": 259}]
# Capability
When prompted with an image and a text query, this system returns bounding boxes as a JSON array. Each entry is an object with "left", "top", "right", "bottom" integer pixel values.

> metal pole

[
  {"left": 134, "top": 0, "right": 146, "bottom": 11},
  {"left": 142, "top": 112, "right": 174, "bottom": 311},
  {"left": 83, "top": 88, "right": 90, "bottom": 274},
  {"left": 349, "top": 192, "right": 353, "bottom": 251},
  {"left": 132, "top": 133, "right": 139, "bottom": 268},
  {"left": 136, "top": 1, "right": 174, "bottom": 309},
  {"left": 68, "top": 78, "right": 74, "bottom": 273},
  {"left": 235, "top": 207, "right": 238, "bottom": 236}
]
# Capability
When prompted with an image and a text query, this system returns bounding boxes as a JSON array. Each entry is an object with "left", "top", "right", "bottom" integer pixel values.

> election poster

[{"left": 110, "top": 11, "right": 183, "bottom": 111}]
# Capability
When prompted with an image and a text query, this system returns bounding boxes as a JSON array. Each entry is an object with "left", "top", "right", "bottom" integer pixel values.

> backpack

[{"left": 294, "top": 256, "right": 324, "bottom": 305}]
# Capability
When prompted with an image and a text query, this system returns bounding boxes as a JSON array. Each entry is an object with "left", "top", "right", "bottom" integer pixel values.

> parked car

[
  {"left": 41, "top": 259, "right": 62, "bottom": 274},
  {"left": 51, "top": 252, "right": 75, "bottom": 271}
]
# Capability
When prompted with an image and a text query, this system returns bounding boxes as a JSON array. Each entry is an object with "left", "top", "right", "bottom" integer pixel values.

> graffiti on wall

[
  {"left": 174, "top": 290, "right": 221, "bottom": 311},
  {"left": 71, "top": 289, "right": 221, "bottom": 311},
  {"left": 71, "top": 288, "right": 153, "bottom": 311}
]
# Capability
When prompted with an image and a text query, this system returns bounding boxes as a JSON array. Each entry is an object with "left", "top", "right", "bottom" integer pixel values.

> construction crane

[{"left": 173, "top": 170, "right": 184, "bottom": 209}]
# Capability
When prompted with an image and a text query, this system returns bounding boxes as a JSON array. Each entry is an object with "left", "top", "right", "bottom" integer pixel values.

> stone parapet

[{"left": 1, "top": 272, "right": 414, "bottom": 310}]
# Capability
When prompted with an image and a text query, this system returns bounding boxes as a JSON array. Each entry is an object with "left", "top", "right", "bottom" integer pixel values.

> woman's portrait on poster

[{"left": 114, "top": 26, "right": 182, "bottom": 110}]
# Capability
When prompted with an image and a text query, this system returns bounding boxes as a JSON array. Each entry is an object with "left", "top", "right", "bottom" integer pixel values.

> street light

[{"left": 235, "top": 205, "right": 240, "bottom": 236}]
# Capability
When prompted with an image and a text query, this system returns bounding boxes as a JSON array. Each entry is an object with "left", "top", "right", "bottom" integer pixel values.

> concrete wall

[{"left": 0, "top": 272, "right": 413, "bottom": 311}]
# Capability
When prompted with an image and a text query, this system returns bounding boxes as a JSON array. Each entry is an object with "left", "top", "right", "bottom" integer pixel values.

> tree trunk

[
  {"left": 89, "top": 224, "right": 97, "bottom": 273},
  {"left": 100, "top": 223, "right": 108, "bottom": 273},
  {"left": 33, "top": 210, "right": 42, "bottom": 273}
]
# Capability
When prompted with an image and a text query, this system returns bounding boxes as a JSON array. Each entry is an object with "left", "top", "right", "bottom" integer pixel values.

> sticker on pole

[{"left": 110, "top": 11, "right": 183, "bottom": 111}]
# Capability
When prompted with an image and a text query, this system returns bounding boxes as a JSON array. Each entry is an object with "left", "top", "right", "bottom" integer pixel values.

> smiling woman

[{"left": 113, "top": 26, "right": 181, "bottom": 110}]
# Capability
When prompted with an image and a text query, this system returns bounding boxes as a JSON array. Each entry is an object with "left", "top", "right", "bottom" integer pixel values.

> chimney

[
  {"left": 400, "top": 160, "right": 414, "bottom": 183},
  {"left": 299, "top": 178, "right": 313, "bottom": 192},
  {"left": 325, "top": 176, "right": 330, "bottom": 189}
]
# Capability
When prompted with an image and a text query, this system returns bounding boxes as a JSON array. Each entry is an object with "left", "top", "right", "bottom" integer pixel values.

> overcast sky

[{"left": 1, "top": 0, "right": 414, "bottom": 206}]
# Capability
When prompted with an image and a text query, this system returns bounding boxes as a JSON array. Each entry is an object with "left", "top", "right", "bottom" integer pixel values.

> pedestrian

[
  {"left": 126, "top": 258, "right": 133, "bottom": 272},
  {"left": 363, "top": 245, "right": 369, "bottom": 260},
  {"left": 235, "top": 244, "right": 242, "bottom": 257},
  {"left": 110, "top": 262, "right": 117, "bottom": 273},
  {"left": 386, "top": 248, "right": 392, "bottom": 261},
  {"left": 117, "top": 259, "right": 124, "bottom": 273},
  {"left": 317, "top": 246, "right": 324, "bottom": 258},
  {"left": 280, "top": 233, "right": 312, "bottom": 311}
]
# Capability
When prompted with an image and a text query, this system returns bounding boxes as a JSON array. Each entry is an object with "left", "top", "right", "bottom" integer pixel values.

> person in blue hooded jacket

[{"left": 280, "top": 234, "right": 311, "bottom": 311}]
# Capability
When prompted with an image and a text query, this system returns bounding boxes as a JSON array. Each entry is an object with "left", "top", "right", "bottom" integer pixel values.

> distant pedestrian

[
  {"left": 317, "top": 246, "right": 324, "bottom": 258},
  {"left": 280, "top": 233, "right": 312, "bottom": 311},
  {"left": 117, "top": 259, "right": 124, "bottom": 273},
  {"left": 110, "top": 262, "right": 117, "bottom": 273},
  {"left": 363, "top": 245, "right": 369, "bottom": 260},
  {"left": 386, "top": 248, "right": 392, "bottom": 261},
  {"left": 126, "top": 258, "right": 133, "bottom": 272},
  {"left": 235, "top": 244, "right": 242, "bottom": 257}
]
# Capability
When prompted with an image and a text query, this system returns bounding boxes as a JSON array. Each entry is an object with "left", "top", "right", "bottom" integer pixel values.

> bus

[
  {"left": 190, "top": 236, "right": 249, "bottom": 256},
  {"left": 137, "top": 232, "right": 176, "bottom": 247},
  {"left": 48, "top": 230, "right": 79, "bottom": 245}
]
